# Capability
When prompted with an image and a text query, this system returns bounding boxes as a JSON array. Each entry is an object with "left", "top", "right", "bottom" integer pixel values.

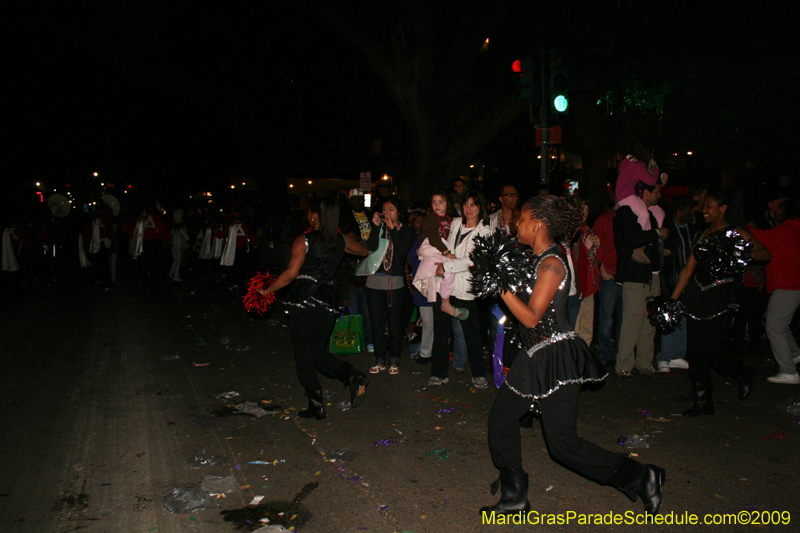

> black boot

[
  {"left": 334, "top": 362, "right": 369, "bottom": 408},
  {"left": 298, "top": 389, "right": 326, "bottom": 420},
  {"left": 682, "top": 381, "right": 714, "bottom": 416},
  {"left": 479, "top": 469, "right": 531, "bottom": 516},
  {"left": 737, "top": 366, "right": 755, "bottom": 400},
  {"left": 612, "top": 457, "right": 666, "bottom": 514}
]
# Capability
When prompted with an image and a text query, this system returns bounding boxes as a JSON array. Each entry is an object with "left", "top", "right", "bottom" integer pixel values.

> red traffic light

[{"left": 512, "top": 60, "right": 523, "bottom": 73}]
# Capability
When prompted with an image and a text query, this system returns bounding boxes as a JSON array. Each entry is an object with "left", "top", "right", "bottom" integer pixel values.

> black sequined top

[
  {"left": 503, "top": 243, "right": 606, "bottom": 401},
  {"left": 517, "top": 245, "right": 573, "bottom": 352},
  {"left": 284, "top": 230, "right": 346, "bottom": 313}
]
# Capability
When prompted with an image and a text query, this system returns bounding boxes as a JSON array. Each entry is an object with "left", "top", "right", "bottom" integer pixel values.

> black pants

[
  {"left": 730, "top": 286, "right": 769, "bottom": 356},
  {"left": 90, "top": 246, "right": 112, "bottom": 287},
  {"left": 431, "top": 296, "right": 486, "bottom": 379},
  {"left": 228, "top": 248, "right": 249, "bottom": 291},
  {"left": 288, "top": 306, "right": 343, "bottom": 391},
  {"left": 366, "top": 287, "right": 406, "bottom": 365},
  {"left": 138, "top": 241, "right": 165, "bottom": 297},
  {"left": 488, "top": 383, "right": 623, "bottom": 482},
  {"left": 687, "top": 312, "right": 747, "bottom": 389}
]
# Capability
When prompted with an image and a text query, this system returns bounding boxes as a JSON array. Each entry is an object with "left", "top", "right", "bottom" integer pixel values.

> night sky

[{"left": 8, "top": 1, "right": 800, "bottom": 202}]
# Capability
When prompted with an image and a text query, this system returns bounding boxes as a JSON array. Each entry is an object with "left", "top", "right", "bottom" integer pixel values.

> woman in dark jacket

[{"left": 365, "top": 196, "right": 415, "bottom": 374}]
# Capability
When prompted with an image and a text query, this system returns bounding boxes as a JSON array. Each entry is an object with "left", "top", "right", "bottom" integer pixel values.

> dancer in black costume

[
  {"left": 260, "top": 197, "right": 370, "bottom": 420},
  {"left": 482, "top": 195, "right": 667, "bottom": 517},
  {"left": 670, "top": 189, "right": 770, "bottom": 416}
]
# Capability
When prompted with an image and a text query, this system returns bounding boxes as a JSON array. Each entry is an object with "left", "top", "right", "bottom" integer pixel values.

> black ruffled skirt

[{"left": 504, "top": 333, "right": 607, "bottom": 402}]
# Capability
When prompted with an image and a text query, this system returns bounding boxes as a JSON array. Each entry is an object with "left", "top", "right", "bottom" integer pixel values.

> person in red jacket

[
  {"left": 747, "top": 200, "right": 800, "bottom": 384},
  {"left": 567, "top": 199, "right": 600, "bottom": 346},
  {"left": 593, "top": 196, "right": 621, "bottom": 367}
]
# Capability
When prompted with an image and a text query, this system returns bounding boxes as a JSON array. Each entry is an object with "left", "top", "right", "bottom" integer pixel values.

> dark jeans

[
  {"left": 687, "top": 312, "right": 747, "bottom": 389},
  {"left": 366, "top": 287, "right": 406, "bottom": 365},
  {"left": 431, "top": 296, "right": 486, "bottom": 379},
  {"left": 488, "top": 384, "right": 623, "bottom": 482},
  {"left": 288, "top": 306, "right": 342, "bottom": 391},
  {"left": 596, "top": 279, "right": 623, "bottom": 362}
]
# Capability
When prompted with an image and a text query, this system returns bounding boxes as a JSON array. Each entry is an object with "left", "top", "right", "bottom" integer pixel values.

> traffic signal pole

[{"left": 539, "top": 52, "right": 549, "bottom": 186}]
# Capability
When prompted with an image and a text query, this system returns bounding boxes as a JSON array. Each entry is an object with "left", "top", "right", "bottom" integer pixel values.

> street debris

[
  {"left": 162, "top": 487, "right": 215, "bottom": 514},
  {"left": 215, "top": 391, "right": 240, "bottom": 399},
  {"left": 234, "top": 401, "right": 269, "bottom": 418},
  {"left": 248, "top": 460, "right": 286, "bottom": 466},
  {"left": 374, "top": 439, "right": 397, "bottom": 446},
  {"left": 425, "top": 449, "right": 452, "bottom": 460},
  {"left": 185, "top": 450, "right": 227, "bottom": 469},
  {"left": 617, "top": 434, "right": 650, "bottom": 449},
  {"left": 762, "top": 430, "right": 787, "bottom": 440},
  {"left": 327, "top": 449, "right": 360, "bottom": 462},
  {"left": 201, "top": 475, "right": 239, "bottom": 495}
]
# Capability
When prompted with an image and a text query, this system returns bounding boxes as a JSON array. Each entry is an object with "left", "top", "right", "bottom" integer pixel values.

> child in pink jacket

[{"left": 412, "top": 192, "right": 469, "bottom": 320}]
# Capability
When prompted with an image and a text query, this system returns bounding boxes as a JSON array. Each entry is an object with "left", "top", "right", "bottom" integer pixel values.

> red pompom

[{"left": 243, "top": 271, "right": 277, "bottom": 315}]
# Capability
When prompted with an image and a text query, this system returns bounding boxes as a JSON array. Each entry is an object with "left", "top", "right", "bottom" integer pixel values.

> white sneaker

[
  {"left": 427, "top": 376, "right": 450, "bottom": 386},
  {"left": 472, "top": 377, "right": 488, "bottom": 389},
  {"left": 657, "top": 361, "right": 670, "bottom": 373},
  {"left": 767, "top": 373, "right": 800, "bottom": 384},
  {"left": 669, "top": 358, "right": 689, "bottom": 369}
]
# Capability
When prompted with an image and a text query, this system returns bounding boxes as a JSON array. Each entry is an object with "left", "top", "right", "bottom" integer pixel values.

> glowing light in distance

[
  {"left": 231, "top": 185, "right": 235, "bottom": 189},
  {"left": 308, "top": 180, "right": 312, "bottom": 184},
  {"left": 289, "top": 184, "right": 294, "bottom": 188},
  {"left": 35, "top": 182, "right": 40, "bottom": 186},
  {"left": 93, "top": 172, "right": 98, "bottom": 177},
  {"left": 687, "top": 151, "right": 693, "bottom": 155}
]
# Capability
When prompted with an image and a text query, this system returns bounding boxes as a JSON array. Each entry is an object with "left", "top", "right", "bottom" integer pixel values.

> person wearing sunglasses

[{"left": 490, "top": 185, "right": 521, "bottom": 236}]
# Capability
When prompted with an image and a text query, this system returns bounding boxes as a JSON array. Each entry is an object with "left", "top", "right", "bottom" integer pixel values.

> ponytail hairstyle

[
  {"left": 706, "top": 188, "right": 745, "bottom": 229},
  {"left": 308, "top": 196, "right": 340, "bottom": 251},
  {"left": 522, "top": 195, "right": 583, "bottom": 243}
]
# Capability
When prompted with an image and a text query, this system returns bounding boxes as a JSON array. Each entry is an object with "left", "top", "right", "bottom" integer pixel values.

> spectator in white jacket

[{"left": 427, "top": 190, "right": 493, "bottom": 389}]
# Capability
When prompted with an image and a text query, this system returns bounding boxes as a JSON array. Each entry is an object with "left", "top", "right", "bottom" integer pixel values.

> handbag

[
  {"left": 355, "top": 225, "right": 389, "bottom": 276},
  {"left": 329, "top": 310, "right": 365, "bottom": 355}
]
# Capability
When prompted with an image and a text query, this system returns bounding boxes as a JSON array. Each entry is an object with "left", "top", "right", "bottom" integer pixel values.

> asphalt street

[{"left": 1, "top": 274, "right": 798, "bottom": 532}]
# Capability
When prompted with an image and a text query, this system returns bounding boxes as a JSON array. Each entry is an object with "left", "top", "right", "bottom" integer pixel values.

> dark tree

[{"left": 317, "top": 0, "right": 529, "bottom": 196}]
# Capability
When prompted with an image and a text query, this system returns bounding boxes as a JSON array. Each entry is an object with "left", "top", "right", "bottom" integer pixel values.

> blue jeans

[
  {"left": 452, "top": 318, "right": 467, "bottom": 370},
  {"left": 347, "top": 284, "right": 373, "bottom": 345},
  {"left": 657, "top": 315, "right": 687, "bottom": 363},
  {"left": 596, "top": 279, "right": 622, "bottom": 363}
]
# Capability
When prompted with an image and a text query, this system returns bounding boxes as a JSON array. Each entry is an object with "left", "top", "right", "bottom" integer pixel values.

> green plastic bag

[{"left": 329, "top": 313, "right": 365, "bottom": 354}]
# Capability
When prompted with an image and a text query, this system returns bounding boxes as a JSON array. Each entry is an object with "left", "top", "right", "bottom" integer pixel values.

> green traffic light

[{"left": 553, "top": 95, "right": 568, "bottom": 113}]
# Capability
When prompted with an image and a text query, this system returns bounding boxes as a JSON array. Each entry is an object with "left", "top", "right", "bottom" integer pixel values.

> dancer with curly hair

[{"left": 481, "top": 195, "right": 667, "bottom": 518}]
